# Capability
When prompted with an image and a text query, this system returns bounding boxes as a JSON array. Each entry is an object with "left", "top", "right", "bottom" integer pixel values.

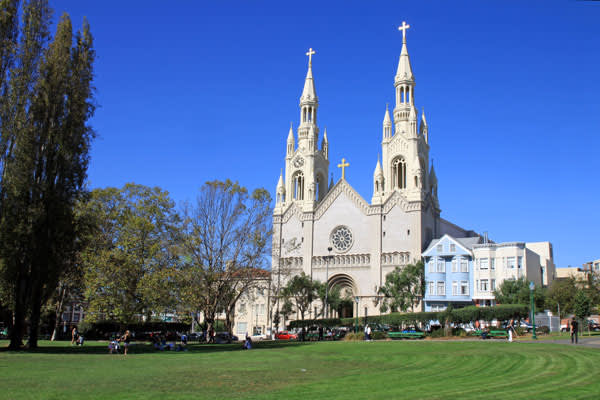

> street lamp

[
  {"left": 354, "top": 296, "right": 360, "bottom": 334},
  {"left": 325, "top": 247, "right": 332, "bottom": 318},
  {"left": 529, "top": 281, "right": 537, "bottom": 340}
]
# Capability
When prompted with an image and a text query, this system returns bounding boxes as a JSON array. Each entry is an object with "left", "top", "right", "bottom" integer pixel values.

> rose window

[{"left": 330, "top": 226, "right": 353, "bottom": 253}]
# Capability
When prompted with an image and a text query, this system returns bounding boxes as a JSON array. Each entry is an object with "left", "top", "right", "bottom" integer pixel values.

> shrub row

[{"left": 288, "top": 304, "right": 529, "bottom": 330}]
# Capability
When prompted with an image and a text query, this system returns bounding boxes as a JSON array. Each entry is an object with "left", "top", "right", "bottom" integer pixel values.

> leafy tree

[
  {"left": 378, "top": 261, "right": 425, "bottom": 313},
  {"left": 281, "top": 272, "right": 318, "bottom": 321},
  {"left": 279, "top": 299, "right": 293, "bottom": 330},
  {"left": 0, "top": 1, "right": 95, "bottom": 349},
  {"left": 80, "top": 184, "right": 180, "bottom": 324},
  {"left": 545, "top": 277, "right": 577, "bottom": 318},
  {"left": 493, "top": 277, "right": 545, "bottom": 308},
  {"left": 573, "top": 290, "right": 592, "bottom": 324},
  {"left": 315, "top": 281, "right": 342, "bottom": 318},
  {"left": 177, "top": 180, "right": 271, "bottom": 337}
]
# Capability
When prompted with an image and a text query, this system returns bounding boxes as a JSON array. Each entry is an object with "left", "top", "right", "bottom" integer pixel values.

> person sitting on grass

[
  {"left": 108, "top": 340, "right": 119, "bottom": 354},
  {"left": 243, "top": 333, "right": 252, "bottom": 350}
]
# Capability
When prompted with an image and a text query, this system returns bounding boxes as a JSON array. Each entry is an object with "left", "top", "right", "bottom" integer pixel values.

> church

[{"left": 271, "top": 22, "right": 478, "bottom": 320}]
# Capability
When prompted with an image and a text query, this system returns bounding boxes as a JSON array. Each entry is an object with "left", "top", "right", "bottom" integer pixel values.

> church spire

[
  {"left": 395, "top": 21, "right": 414, "bottom": 83},
  {"left": 394, "top": 22, "right": 416, "bottom": 126},
  {"left": 287, "top": 122, "right": 295, "bottom": 157},
  {"left": 382, "top": 104, "right": 392, "bottom": 139},
  {"left": 321, "top": 127, "right": 329, "bottom": 159},
  {"left": 276, "top": 169, "right": 285, "bottom": 205},
  {"left": 420, "top": 109, "right": 429, "bottom": 143},
  {"left": 300, "top": 48, "right": 318, "bottom": 112}
]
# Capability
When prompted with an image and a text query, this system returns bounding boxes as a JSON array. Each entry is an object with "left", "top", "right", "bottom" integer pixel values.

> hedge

[
  {"left": 78, "top": 321, "right": 191, "bottom": 340},
  {"left": 288, "top": 304, "right": 529, "bottom": 330}
]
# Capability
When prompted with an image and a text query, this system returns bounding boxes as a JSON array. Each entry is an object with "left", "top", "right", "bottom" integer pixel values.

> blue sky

[{"left": 51, "top": 0, "right": 599, "bottom": 269}]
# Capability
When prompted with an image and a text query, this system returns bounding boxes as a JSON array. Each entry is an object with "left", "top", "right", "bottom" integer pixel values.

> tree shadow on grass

[{"left": 0, "top": 339, "right": 316, "bottom": 355}]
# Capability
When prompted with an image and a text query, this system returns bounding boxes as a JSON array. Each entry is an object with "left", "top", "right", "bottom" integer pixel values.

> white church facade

[{"left": 271, "top": 23, "right": 479, "bottom": 320}]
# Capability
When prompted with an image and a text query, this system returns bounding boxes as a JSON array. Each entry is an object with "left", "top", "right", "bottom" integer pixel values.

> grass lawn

[{"left": 1, "top": 339, "right": 599, "bottom": 399}]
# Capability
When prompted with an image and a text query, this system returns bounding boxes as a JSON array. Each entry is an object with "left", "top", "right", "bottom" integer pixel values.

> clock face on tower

[{"left": 293, "top": 156, "right": 304, "bottom": 168}]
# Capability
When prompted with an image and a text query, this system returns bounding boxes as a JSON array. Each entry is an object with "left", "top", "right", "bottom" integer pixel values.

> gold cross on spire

[
  {"left": 306, "top": 47, "right": 316, "bottom": 66},
  {"left": 398, "top": 21, "right": 410, "bottom": 43},
  {"left": 337, "top": 158, "right": 350, "bottom": 180}
]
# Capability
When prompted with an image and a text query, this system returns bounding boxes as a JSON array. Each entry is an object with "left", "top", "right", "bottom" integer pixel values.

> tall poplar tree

[{"left": 0, "top": 1, "right": 95, "bottom": 349}]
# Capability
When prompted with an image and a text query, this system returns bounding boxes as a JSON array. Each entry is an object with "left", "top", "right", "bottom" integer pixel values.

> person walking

[
  {"left": 570, "top": 317, "right": 579, "bottom": 344},
  {"left": 120, "top": 330, "right": 132, "bottom": 355},
  {"left": 507, "top": 319, "right": 514, "bottom": 342},
  {"left": 367, "top": 325, "right": 372, "bottom": 341}
]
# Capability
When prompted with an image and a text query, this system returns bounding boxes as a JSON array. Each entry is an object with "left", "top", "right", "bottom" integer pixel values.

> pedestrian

[
  {"left": 318, "top": 326, "right": 324, "bottom": 341},
  {"left": 71, "top": 326, "right": 78, "bottom": 345},
  {"left": 244, "top": 333, "right": 252, "bottom": 350},
  {"left": 120, "top": 330, "right": 132, "bottom": 355},
  {"left": 571, "top": 317, "right": 579, "bottom": 344},
  {"left": 367, "top": 325, "right": 372, "bottom": 341},
  {"left": 507, "top": 319, "right": 514, "bottom": 342}
]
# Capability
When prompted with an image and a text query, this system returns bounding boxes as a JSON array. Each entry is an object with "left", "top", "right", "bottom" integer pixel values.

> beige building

[{"left": 472, "top": 241, "right": 556, "bottom": 306}]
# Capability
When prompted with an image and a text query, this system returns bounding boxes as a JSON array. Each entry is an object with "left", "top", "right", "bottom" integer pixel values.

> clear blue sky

[{"left": 51, "top": 0, "right": 599, "bottom": 269}]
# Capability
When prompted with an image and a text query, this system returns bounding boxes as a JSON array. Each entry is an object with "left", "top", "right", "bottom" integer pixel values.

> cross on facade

[
  {"left": 398, "top": 21, "right": 410, "bottom": 43},
  {"left": 337, "top": 158, "right": 350, "bottom": 180},
  {"left": 306, "top": 48, "right": 316, "bottom": 66}
]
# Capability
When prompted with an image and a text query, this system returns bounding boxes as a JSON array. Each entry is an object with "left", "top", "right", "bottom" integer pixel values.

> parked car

[
  {"left": 275, "top": 331, "right": 297, "bottom": 340},
  {"left": 188, "top": 331, "right": 206, "bottom": 342},
  {"left": 214, "top": 332, "right": 239, "bottom": 344},
  {"left": 587, "top": 320, "right": 600, "bottom": 332}
]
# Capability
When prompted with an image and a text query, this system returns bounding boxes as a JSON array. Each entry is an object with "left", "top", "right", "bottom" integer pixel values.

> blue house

[{"left": 422, "top": 235, "right": 480, "bottom": 312}]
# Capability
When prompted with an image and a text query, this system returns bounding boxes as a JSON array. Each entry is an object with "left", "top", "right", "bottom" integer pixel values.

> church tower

[
  {"left": 275, "top": 48, "right": 330, "bottom": 213},
  {"left": 377, "top": 22, "right": 437, "bottom": 207}
]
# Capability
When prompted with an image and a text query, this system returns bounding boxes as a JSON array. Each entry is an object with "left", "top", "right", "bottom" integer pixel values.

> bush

[
  {"left": 451, "top": 327, "right": 467, "bottom": 337},
  {"left": 430, "top": 328, "right": 445, "bottom": 338},
  {"left": 344, "top": 332, "right": 365, "bottom": 341},
  {"left": 537, "top": 326, "right": 550, "bottom": 335},
  {"left": 371, "top": 331, "right": 387, "bottom": 340},
  {"left": 515, "top": 327, "right": 526, "bottom": 336},
  {"left": 76, "top": 321, "right": 191, "bottom": 340}
]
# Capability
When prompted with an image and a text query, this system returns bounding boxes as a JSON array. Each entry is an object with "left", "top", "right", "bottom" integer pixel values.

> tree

[
  {"left": 177, "top": 180, "right": 271, "bottom": 337},
  {"left": 281, "top": 273, "right": 318, "bottom": 321},
  {"left": 80, "top": 184, "right": 180, "bottom": 324},
  {"left": 493, "top": 277, "right": 545, "bottom": 308},
  {"left": 0, "top": 1, "right": 95, "bottom": 349},
  {"left": 315, "top": 281, "right": 342, "bottom": 318},
  {"left": 573, "top": 290, "right": 592, "bottom": 333},
  {"left": 378, "top": 261, "right": 425, "bottom": 313},
  {"left": 545, "top": 277, "right": 577, "bottom": 318}
]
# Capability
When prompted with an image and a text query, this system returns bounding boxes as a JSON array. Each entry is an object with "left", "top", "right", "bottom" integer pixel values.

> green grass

[{"left": 1, "top": 339, "right": 599, "bottom": 399}]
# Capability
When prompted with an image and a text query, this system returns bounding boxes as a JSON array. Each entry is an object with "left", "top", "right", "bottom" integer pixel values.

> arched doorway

[{"left": 328, "top": 274, "right": 357, "bottom": 318}]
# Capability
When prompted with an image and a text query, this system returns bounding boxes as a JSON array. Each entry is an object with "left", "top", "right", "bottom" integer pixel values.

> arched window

[
  {"left": 392, "top": 157, "right": 406, "bottom": 189},
  {"left": 293, "top": 172, "right": 304, "bottom": 200}
]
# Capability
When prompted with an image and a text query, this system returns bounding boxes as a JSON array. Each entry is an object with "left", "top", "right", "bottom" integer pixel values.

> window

[
  {"left": 451, "top": 259, "right": 458, "bottom": 272},
  {"left": 239, "top": 303, "right": 246, "bottom": 313},
  {"left": 428, "top": 259, "right": 435, "bottom": 273},
  {"left": 257, "top": 288, "right": 265, "bottom": 296},
  {"left": 460, "top": 258, "right": 469, "bottom": 272},
  {"left": 259, "top": 304, "right": 266, "bottom": 315},
  {"left": 392, "top": 157, "right": 407, "bottom": 189},
  {"left": 437, "top": 281, "right": 445, "bottom": 296},
  {"left": 480, "top": 279, "right": 489, "bottom": 292},
  {"left": 452, "top": 281, "right": 458, "bottom": 296},
  {"left": 507, "top": 257, "right": 516, "bottom": 269},
  {"left": 293, "top": 172, "right": 304, "bottom": 200},
  {"left": 491, "top": 258, "right": 495, "bottom": 270},
  {"left": 518, "top": 256, "right": 523, "bottom": 269},
  {"left": 428, "top": 281, "right": 435, "bottom": 295},
  {"left": 450, "top": 244, "right": 456, "bottom": 252},
  {"left": 491, "top": 279, "right": 496, "bottom": 291},
  {"left": 237, "top": 322, "right": 247, "bottom": 335},
  {"left": 436, "top": 244, "right": 443, "bottom": 252},
  {"left": 437, "top": 259, "right": 445, "bottom": 273},
  {"left": 431, "top": 303, "right": 446, "bottom": 312},
  {"left": 460, "top": 281, "right": 469, "bottom": 296},
  {"left": 479, "top": 258, "right": 488, "bottom": 270}
]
